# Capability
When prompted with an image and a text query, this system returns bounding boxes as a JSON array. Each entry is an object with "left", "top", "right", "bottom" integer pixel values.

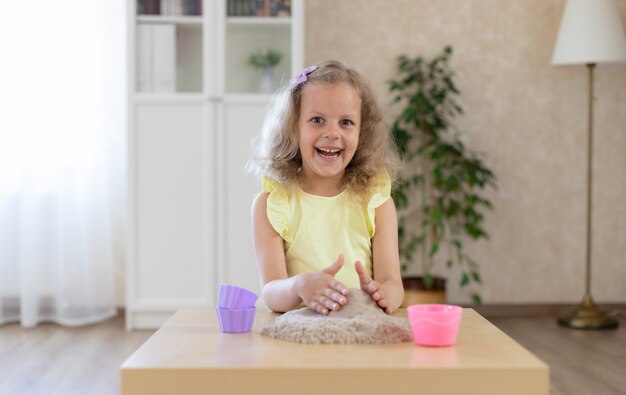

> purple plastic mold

[
  {"left": 216, "top": 306, "right": 256, "bottom": 333},
  {"left": 218, "top": 284, "right": 258, "bottom": 309}
]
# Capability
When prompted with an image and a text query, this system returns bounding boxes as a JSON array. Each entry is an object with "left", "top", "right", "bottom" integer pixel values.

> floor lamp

[{"left": 552, "top": 0, "right": 626, "bottom": 330}]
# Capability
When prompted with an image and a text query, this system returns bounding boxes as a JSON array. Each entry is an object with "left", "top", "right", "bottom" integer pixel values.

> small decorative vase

[{"left": 259, "top": 67, "right": 276, "bottom": 94}]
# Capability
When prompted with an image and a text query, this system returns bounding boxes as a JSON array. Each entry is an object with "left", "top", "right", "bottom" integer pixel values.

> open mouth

[{"left": 316, "top": 147, "right": 342, "bottom": 159}]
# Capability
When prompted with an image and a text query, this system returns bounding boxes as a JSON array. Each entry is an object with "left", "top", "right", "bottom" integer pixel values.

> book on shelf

[
  {"left": 227, "top": 0, "right": 291, "bottom": 17},
  {"left": 137, "top": 24, "right": 177, "bottom": 93},
  {"left": 137, "top": 0, "right": 202, "bottom": 16}
]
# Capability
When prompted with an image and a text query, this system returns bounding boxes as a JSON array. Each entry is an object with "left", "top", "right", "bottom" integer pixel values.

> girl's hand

[
  {"left": 354, "top": 261, "right": 391, "bottom": 314},
  {"left": 296, "top": 254, "right": 349, "bottom": 315}
]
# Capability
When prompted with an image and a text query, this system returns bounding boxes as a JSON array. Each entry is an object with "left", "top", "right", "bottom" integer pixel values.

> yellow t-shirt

[{"left": 261, "top": 171, "right": 391, "bottom": 288}]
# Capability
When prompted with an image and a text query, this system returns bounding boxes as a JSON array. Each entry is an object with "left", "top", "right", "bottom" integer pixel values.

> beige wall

[{"left": 305, "top": 0, "right": 626, "bottom": 304}]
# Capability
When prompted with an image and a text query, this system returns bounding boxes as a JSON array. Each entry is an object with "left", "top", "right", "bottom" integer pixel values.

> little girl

[{"left": 248, "top": 60, "right": 403, "bottom": 315}]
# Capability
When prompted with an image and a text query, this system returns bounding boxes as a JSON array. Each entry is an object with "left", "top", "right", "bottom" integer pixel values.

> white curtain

[{"left": 0, "top": 1, "right": 126, "bottom": 327}]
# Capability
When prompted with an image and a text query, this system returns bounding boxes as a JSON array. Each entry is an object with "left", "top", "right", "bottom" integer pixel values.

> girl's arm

[
  {"left": 251, "top": 192, "right": 348, "bottom": 314},
  {"left": 355, "top": 197, "right": 404, "bottom": 313}
]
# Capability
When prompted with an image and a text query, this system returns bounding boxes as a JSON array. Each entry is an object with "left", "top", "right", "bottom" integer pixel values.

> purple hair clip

[{"left": 290, "top": 65, "right": 319, "bottom": 87}]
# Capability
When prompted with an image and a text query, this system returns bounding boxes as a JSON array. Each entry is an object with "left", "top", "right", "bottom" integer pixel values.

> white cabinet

[
  {"left": 217, "top": 98, "right": 272, "bottom": 293},
  {"left": 127, "top": 0, "right": 304, "bottom": 329}
]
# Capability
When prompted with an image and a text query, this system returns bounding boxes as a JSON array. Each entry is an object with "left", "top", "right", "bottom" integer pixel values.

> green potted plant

[
  {"left": 388, "top": 46, "right": 496, "bottom": 305},
  {"left": 248, "top": 48, "right": 283, "bottom": 93}
]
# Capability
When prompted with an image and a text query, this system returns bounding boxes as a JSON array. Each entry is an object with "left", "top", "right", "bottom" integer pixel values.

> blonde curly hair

[{"left": 247, "top": 60, "right": 399, "bottom": 195}]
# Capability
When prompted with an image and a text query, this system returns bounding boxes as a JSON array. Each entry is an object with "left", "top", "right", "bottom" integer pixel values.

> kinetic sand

[{"left": 262, "top": 289, "right": 412, "bottom": 344}]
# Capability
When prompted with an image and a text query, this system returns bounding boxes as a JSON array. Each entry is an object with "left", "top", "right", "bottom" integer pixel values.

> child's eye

[
  {"left": 311, "top": 117, "right": 324, "bottom": 124},
  {"left": 340, "top": 119, "right": 354, "bottom": 126}
]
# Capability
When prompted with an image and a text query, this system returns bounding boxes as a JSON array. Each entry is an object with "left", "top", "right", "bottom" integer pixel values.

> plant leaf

[
  {"left": 428, "top": 242, "right": 440, "bottom": 258},
  {"left": 424, "top": 274, "right": 434, "bottom": 289},
  {"left": 460, "top": 272, "right": 469, "bottom": 287}
]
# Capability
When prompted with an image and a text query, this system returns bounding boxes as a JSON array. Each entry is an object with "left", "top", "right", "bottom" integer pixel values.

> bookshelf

[
  {"left": 126, "top": 0, "right": 304, "bottom": 330},
  {"left": 137, "top": 15, "right": 203, "bottom": 24},
  {"left": 132, "top": 0, "right": 299, "bottom": 96}
]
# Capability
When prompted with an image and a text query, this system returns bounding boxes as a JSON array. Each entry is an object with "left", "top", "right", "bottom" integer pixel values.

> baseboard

[{"left": 471, "top": 303, "right": 626, "bottom": 318}]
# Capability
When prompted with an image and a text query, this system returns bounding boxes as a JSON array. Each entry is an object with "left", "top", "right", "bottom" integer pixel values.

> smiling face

[{"left": 297, "top": 82, "right": 361, "bottom": 194}]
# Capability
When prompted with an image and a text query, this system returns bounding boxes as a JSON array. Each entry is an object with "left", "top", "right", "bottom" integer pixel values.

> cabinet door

[
  {"left": 225, "top": 22, "right": 292, "bottom": 94},
  {"left": 224, "top": 0, "right": 298, "bottom": 94},
  {"left": 129, "top": 102, "right": 214, "bottom": 328},
  {"left": 220, "top": 100, "right": 267, "bottom": 295}
]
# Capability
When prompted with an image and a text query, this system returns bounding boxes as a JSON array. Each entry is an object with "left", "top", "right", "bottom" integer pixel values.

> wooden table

[{"left": 121, "top": 308, "right": 549, "bottom": 395}]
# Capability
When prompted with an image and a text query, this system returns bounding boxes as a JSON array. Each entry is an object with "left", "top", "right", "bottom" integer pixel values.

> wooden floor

[
  {"left": 0, "top": 311, "right": 624, "bottom": 395},
  {"left": 0, "top": 314, "right": 153, "bottom": 395},
  {"left": 490, "top": 313, "right": 626, "bottom": 395}
]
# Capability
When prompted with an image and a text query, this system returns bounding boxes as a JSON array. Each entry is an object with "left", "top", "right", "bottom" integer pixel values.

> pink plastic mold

[{"left": 407, "top": 304, "right": 463, "bottom": 347}]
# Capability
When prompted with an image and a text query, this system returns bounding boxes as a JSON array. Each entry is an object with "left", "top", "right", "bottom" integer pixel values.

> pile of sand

[{"left": 261, "top": 289, "right": 412, "bottom": 344}]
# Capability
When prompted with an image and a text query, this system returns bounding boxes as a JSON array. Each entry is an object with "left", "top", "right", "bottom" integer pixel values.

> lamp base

[{"left": 558, "top": 295, "right": 618, "bottom": 330}]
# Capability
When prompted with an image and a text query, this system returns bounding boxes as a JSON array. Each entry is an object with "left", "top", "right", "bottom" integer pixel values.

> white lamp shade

[{"left": 552, "top": 0, "right": 626, "bottom": 65}]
